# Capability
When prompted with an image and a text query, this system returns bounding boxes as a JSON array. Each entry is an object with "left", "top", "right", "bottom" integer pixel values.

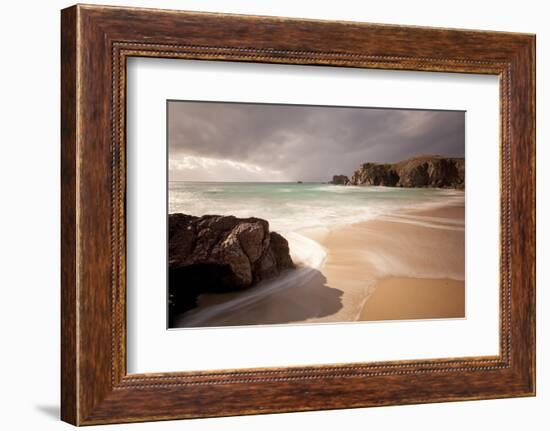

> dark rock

[
  {"left": 350, "top": 163, "right": 399, "bottom": 186},
  {"left": 330, "top": 175, "right": 350, "bottom": 185},
  {"left": 346, "top": 155, "right": 464, "bottom": 189},
  {"left": 269, "top": 231, "right": 294, "bottom": 271},
  {"left": 168, "top": 214, "right": 295, "bottom": 321}
]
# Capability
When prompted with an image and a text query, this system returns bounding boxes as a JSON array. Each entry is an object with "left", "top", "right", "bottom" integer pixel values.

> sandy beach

[
  {"left": 316, "top": 201, "right": 465, "bottom": 322},
  {"left": 359, "top": 278, "right": 464, "bottom": 321},
  {"left": 173, "top": 195, "right": 465, "bottom": 327}
]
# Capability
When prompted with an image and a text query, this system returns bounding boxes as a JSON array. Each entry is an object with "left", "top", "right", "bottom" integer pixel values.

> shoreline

[
  {"left": 172, "top": 196, "right": 465, "bottom": 327},
  {"left": 310, "top": 200, "right": 465, "bottom": 323}
]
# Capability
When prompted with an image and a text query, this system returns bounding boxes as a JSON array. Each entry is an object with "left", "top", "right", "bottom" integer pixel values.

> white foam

[
  {"left": 169, "top": 182, "right": 465, "bottom": 242},
  {"left": 285, "top": 232, "right": 327, "bottom": 269},
  {"left": 379, "top": 215, "right": 465, "bottom": 231}
]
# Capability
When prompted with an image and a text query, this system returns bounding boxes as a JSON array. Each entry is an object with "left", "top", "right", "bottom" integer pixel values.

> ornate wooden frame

[{"left": 61, "top": 4, "right": 535, "bottom": 425}]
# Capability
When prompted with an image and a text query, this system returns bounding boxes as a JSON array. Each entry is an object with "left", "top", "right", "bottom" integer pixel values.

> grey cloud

[{"left": 168, "top": 101, "right": 464, "bottom": 182}]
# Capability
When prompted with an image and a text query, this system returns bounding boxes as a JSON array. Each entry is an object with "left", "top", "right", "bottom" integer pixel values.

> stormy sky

[{"left": 168, "top": 101, "right": 464, "bottom": 182}]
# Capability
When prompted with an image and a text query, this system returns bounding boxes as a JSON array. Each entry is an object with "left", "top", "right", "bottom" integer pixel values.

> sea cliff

[{"left": 343, "top": 155, "right": 464, "bottom": 189}]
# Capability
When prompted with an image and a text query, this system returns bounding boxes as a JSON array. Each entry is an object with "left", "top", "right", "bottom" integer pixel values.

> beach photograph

[{"left": 167, "top": 100, "right": 465, "bottom": 328}]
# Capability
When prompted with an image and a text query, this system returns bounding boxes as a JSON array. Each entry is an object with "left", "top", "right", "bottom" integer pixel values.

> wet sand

[
  {"left": 173, "top": 198, "right": 465, "bottom": 327},
  {"left": 317, "top": 201, "right": 465, "bottom": 322},
  {"left": 359, "top": 278, "right": 464, "bottom": 321}
]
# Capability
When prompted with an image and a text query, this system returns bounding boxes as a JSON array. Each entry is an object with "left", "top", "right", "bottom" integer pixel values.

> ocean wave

[
  {"left": 169, "top": 182, "right": 465, "bottom": 234},
  {"left": 286, "top": 232, "right": 327, "bottom": 269}
]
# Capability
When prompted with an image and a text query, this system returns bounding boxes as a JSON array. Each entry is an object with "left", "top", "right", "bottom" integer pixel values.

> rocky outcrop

[
  {"left": 347, "top": 155, "right": 464, "bottom": 189},
  {"left": 330, "top": 175, "right": 350, "bottom": 185},
  {"left": 168, "top": 214, "right": 294, "bottom": 320}
]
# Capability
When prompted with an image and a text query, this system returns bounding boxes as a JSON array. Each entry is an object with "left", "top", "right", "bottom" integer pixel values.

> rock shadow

[{"left": 171, "top": 268, "right": 344, "bottom": 328}]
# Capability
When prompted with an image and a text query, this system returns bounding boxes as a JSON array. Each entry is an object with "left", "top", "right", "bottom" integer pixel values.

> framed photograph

[
  {"left": 61, "top": 4, "right": 535, "bottom": 425},
  {"left": 166, "top": 101, "right": 467, "bottom": 329}
]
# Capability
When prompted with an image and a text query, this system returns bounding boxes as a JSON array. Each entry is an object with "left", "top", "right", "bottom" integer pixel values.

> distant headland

[{"left": 330, "top": 155, "right": 465, "bottom": 189}]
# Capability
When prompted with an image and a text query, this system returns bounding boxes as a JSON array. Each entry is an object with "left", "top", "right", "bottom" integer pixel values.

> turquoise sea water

[{"left": 168, "top": 181, "right": 464, "bottom": 234}]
